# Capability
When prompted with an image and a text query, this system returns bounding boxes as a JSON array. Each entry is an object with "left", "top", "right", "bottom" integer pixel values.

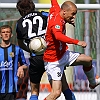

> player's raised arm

[
  {"left": 51, "top": 0, "right": 59, "bottom": 7},
  {"left": 50, "top": 0, "right": 60, "bottom": 13}
]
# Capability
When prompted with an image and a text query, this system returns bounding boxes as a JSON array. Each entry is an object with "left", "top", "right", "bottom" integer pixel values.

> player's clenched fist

[{"left": 77, "top": 41, "right": 87, "bottom": 48}]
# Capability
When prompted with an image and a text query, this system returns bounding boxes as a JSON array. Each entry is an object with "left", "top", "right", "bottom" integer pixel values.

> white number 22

[{"left": 22, "top": 16, "right": 46, "bottom": 38}]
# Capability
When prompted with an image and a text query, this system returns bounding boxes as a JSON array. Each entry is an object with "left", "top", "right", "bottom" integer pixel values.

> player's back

[{"left": 16, "top": 11, "right": 48, "bottom": 45}]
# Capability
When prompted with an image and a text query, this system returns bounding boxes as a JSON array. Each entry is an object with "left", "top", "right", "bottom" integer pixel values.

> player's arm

[
  {"left": 54, "top": 31, "right": 79, "bottom": 44},
  {"left": 52, "top": 27, "right": 87, "bottom": 47},
  {"left": 17, "top": 65, "right": 27, "bottom": 78},
  {"left": 52, "top": 25, "right": 79, "bottom": 45},
  {"left": 19, "top": 48, "right": 28, "bottom": 70},
  {"left": 18, "top": 39, "right": 30, "bottom": 52},
  {"left": 51, "top": 0, "right": 59, "bottom": 7},
  {"left": 50, "top": 0, "right": 60, "bottom": 13},
  {"left": 18, "top": 47, "right": 28, "bottom": 67},
  {"left": 16, "top": 23, "right": 30, "bottom": 52},
  {"left": 17, "top": 48, "right": 28, "bottom": 78}
]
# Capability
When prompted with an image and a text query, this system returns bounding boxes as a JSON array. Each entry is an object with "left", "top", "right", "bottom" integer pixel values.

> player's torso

[
  {"left": 44, "top": 12, "right": 66, "bottom": 62},
  {"left": 0, "top": 44, "right": 19, "bottom": 93},
  {"left": 0, "top": 45, "right": 19, "bottom": 71},
  {"left": 17, "top": 11, "right": 48, "bottom": 45}
]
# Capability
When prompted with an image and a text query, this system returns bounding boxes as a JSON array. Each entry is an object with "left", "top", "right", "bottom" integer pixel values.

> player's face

[
  {"left": 64, "top": 7, "right": 77, "bottom": 26},
  {"left": 0, "top": 28, "right": 12, "bottom": 41}
]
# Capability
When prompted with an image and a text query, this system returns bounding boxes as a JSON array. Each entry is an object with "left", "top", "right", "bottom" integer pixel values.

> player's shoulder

[
  {"left": 17, "top": 11, "right": 48, "bottom": 21},
  {"left": 17, "top": 11, "right": 38, "bottom": 22},
  {"left": 49, "top": 13, "right": 62, "bottom": 25},
  {"left": 16, "top": 17, "right": 23, "bottom": 27},
  {"left": 11, "top": 44, "right": 21, "bottom": 50},
  {"left": 11, "top": 44, "right": 18, "bottom": 48},
  {"left": 17, "top": 16, "right": 23, "bottom": 22}
]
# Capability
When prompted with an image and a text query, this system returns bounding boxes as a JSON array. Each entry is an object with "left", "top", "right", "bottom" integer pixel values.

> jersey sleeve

[
  {"left": 51, "top": 0, "right": 59, "bottom": 7},
  {"left": 52, "top": 24, "right": 79, "bottom": 44},
  {"left": 50, "top": 0, "right": 60, "bottom": 13},
  {"left": 18, "top": 48, "right": 28, "bottom": 66}
]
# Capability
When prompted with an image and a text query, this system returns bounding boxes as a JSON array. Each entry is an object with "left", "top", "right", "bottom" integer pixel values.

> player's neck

[{"left": 0, "top": 41, "right": 11, "bottom": 47}]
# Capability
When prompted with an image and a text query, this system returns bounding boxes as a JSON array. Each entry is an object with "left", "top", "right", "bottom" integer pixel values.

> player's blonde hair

[{"left": 0, "top": 25, "right": 12, "bottom": 33}]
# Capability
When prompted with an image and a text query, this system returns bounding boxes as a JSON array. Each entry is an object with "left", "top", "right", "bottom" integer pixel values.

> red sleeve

[
  {"left": 51, "top": 0, "right": 59, "bottom": 7},
  {"left": 50, "top": 0, "right": 60, "bottom": 13},
  {"left": 52, "top": 26, "right": 79, "bottom": 45}
]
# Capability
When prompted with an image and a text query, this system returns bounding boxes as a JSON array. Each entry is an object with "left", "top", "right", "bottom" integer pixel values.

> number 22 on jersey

[{"left": 22, "top": 16, "right": 46, "bottom": 38}]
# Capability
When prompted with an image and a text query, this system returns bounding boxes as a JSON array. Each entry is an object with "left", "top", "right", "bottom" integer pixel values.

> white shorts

[{"left": 44, "top": 50, "right": 80, "bottom": 81}]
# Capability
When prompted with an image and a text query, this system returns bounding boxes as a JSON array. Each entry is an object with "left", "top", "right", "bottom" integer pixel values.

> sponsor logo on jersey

[
  {"left": 0, "top": 60, "right": 13, "bottom": 70},
  {"left": 55, "top": 25, "right": 60, "bottom": 29},
  {"left": 9, "top": 52, "right": 14, "bottom": 57}
]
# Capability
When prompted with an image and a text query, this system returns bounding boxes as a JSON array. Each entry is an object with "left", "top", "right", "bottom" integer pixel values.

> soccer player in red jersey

[
  {"left": 16, "top": 0, "right": 76, "bottom": 100},
  {"left": 43, "top": 0, "right": 100, "bottom": 100}
]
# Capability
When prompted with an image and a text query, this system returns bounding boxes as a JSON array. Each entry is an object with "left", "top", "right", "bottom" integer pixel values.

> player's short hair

[
  {"left": 0, "top": 25, "right": 12, "bottom": 33},
  {"left": 61, "top": 2, "right": 70, "bottom": 10},
  {"left": 16, "top": 0, "right": 35, "bottom": 16},
  {"left": 61, "top": 1, "right": 77, "bottom": 11}
]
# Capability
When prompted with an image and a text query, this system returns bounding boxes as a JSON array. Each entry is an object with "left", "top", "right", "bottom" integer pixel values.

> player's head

[
  {"left": 60, "top": 1, "right": 77, "bottom": 26},
  {"left": 0, "top": 25, "right": 13, "bottom": 41},
  {"left": 16, "top": 0, "right": 35, "bottom": 16}
]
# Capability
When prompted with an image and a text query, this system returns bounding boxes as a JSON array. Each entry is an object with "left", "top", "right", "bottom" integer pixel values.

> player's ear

[{"left": 63, "top": 10, "right": 67, "bottom": 16}]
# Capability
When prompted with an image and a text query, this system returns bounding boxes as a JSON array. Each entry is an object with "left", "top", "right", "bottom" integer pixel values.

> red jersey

[{"left": 43, "top": 0, "right": 79, "bottom": 62}]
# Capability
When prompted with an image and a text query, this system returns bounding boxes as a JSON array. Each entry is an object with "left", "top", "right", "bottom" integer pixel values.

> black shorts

[
  {"left": 0, "top": 92, "right": 16, "bottom": 100},
  {"left": 29, "top": 55, "right": 45, "bottom": 84}
]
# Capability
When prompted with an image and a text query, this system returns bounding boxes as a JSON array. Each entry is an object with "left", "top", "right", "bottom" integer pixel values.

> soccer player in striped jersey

[
  {"left": 0, "top": 25, "right": 27, "bottom": 100},
  {"left": 16, "top": 0, "right": 76, "bottom": 100},
  {"left": 43, "top": 0, "right": 100, "bottom": 100}
]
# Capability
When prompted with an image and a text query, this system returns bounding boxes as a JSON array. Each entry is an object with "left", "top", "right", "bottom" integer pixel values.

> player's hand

[
  {"left": 17, "top": 67, "right": 24, "bottom": 78},
  {"left": 70, "top": 18, "right": 75, "bottom": 27},
  {"left": 77, "top": 41, "right": 87, "bottom": 48},
  {"left": 68, "top": 18, "right": 75, "bottom": 27}
]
